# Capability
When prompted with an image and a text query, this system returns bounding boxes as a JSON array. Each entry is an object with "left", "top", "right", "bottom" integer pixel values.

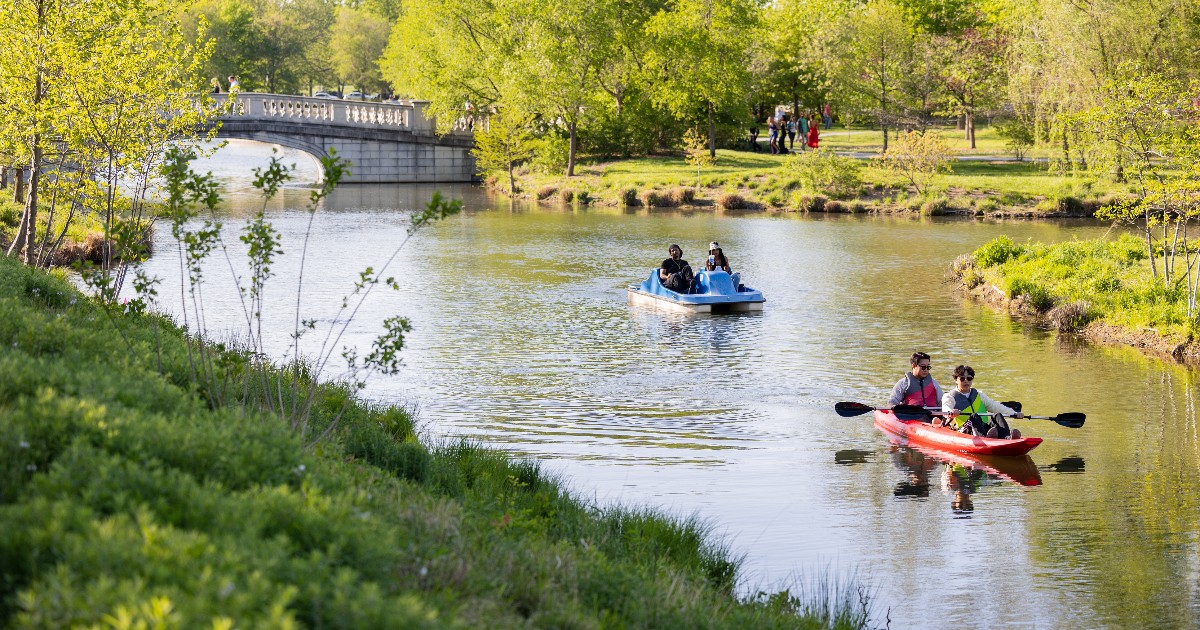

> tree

[
  {"left": 330, "top": 6, "right": 391, "bottom": 95},
  {"left": 644, "top": 0, "right": 760, "bottom": 157},
  {"left": 471, "top": 110, "right": 537, "bottom": 193},
  {"left": 1076, "top": 71, "right": 1200, "bottom": 307},
  {"left": 832, "top": 0, "right": 914, "bottom": 151},
  {"left": 0, "top": 0, "right": 212, "bottom": 269}
]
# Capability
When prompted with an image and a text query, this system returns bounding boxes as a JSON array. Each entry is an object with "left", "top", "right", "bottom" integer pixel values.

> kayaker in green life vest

[
  {"left": 886, "top": 351, "right": 944, "bottom": 408},
  {"left": 937, "top": 364, "right": 1023, "bottom": 439}
]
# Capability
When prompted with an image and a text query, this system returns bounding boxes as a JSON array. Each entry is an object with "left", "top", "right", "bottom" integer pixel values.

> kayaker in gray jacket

[{"left": 887, "top": 352, "right": 944, "bottom": 408}]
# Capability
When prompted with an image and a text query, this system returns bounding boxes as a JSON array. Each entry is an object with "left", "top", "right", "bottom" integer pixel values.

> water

[{"left": 134, "top": 141, "right": 1200, "bottom": 628}]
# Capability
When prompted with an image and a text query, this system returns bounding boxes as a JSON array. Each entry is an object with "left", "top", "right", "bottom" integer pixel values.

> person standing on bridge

[
  {"left": 210, "top": 78, "right": 221, "bottom": 94},
  {"left": 228, "top": 75, "right": 240, "bottom": 93}
]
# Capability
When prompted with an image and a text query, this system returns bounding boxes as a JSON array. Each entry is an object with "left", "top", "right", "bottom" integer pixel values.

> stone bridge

[{"left": 209, "top": 93, "right": 476, "bottom": 184}]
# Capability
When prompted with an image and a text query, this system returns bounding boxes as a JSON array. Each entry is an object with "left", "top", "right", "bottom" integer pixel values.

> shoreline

[{"left": 954, "top": 276, "right": 1200, "bottom": 366}]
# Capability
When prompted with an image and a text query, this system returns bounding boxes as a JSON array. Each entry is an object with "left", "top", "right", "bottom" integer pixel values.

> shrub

[
  {"left": 974, "top": 235, "right": 1024, "bottom": 267},
  {"left": 1007, "top": 276, "right": 1054, "bottom": 311},
  {"left": 529, "top": 134, "right": 569, "bottom": 175},
  {"left": 669, "top": 187, "right": 696, "bottom": 205},
  {"left": 536, "top": 185, "right": 558, "bottom": 200},
  {"left": 558, "top": 188, "right": 577, "bottom": 203},
  {"left": 824, "top": 200, "right": 847, "bottom": 213},
  {"left": 920, "top": 196, "right": 954, "bottom": 215},
  {"left": 850, "top": 201, "right": 868, "bottom": 213},
  {"left": 951, "top": 254, "right": 983, "bottom": 288},
  {"left": 1049, "top": 301, "right": 1095, "bottom": 332},
  {"left": 977, "top": 198, "right": 1000, "bottom": 214},
  {"left": 764, "top": 191, "right": 784, "bottom": 207},
  {"left": 786, "top": 149, "right": 862, "bottom": 198},
  {"left": 618, "top": 187, "right": 639, "bottom": 206},
  {"left": 994, "top": 118, "right": 1034, "bottom": 160},
  {"left": 0, "top": 200, "right": 21, "bottom": 230},
  {"left": 716, "top": 193, "right": 745, "bottom": 209},
  {"left": 640, "top": 190, "right": 676, "bottom": 207},
  {"left": 880, "top": 131, "right": 951, "bottom": 195}
]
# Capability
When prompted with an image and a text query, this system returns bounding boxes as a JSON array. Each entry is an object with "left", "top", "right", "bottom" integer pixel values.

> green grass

[
  {"left": 0, "top": 254, "right": 871, "bottom": 628},
  {"left": 963, "top": 234, "right": 1198, "bottom": 341},
  {"left": 819, "top": 125, "right": 1053, "bottom": 158},
  {"left": 509, "top": 145, "right": 1120, "bottom": 214}
]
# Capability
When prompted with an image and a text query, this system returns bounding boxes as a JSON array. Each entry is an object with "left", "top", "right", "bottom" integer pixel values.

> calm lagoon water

[{"left": 134, "top": 141, "right": 1200, "bottom": 628}]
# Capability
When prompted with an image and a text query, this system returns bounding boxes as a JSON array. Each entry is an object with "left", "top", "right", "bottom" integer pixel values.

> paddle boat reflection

[{"left": 627, "top": 268, "right": 765, "bottom": 314}]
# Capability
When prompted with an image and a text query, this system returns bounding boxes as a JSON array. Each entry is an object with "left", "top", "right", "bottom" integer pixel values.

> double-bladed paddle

[{"left": 833, "top": 401, "right": 1086, "bottom": 429}]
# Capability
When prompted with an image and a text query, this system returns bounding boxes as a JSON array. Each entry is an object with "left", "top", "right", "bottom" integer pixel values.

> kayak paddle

[
  {"left": 833, "top": 402, "right": 933, "bottom": 422},
  {"left": 835, "top": 401, "right": 1085, "bottom": 429}
]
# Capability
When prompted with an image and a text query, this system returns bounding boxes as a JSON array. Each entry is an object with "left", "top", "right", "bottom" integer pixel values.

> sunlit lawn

[
  {"left": 559, "top": 147, "right": 1119, "bottom": 200},
  {"left": 819, "top": 124, "right": 1056, "bottom": 158}
]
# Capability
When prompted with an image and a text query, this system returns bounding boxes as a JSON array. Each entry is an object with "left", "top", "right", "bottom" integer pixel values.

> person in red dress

[{"left": 806, "top": 114, "right": 820, "bottom": 149}]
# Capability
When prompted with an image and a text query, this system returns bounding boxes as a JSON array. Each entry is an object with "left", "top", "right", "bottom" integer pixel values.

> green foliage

[
  {"left": 330, "top": 7, "right": 391, "bottom": 94},
  {"left": 530, "top": 134, "right": 570, "bottom": 176},
  {"left": 974, "top": 235, "right": 1024, "bottom": 267},
  {"left": 0, "top": 254, "right": 868, "bottom": 627},
  {"left": 881, "top": 131, "right": 952, "bottom": 195},
  {"left": 786, "top": 150, "right": 863, "bottom": 199},
  {"left": 995, "top": 118, "right": 1034, "bottom": 160},
  {"left": 1006, "top": 276, "right": 1054, "bottom": 311}
]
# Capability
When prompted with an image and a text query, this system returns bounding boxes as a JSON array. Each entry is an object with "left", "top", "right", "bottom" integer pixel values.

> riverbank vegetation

[
  {"left": 500, "top": 147, "right": 1123, "bottom": 216},
  {"left": 0, "top": 250, "right": 873, "bottom": 627},
  {"left": 953, "top": 234, "right": 1200, "bottom": 361}
]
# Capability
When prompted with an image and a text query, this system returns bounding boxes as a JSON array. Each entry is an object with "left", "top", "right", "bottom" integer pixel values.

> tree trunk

[
  {"left": 23, "top": 146, "right": 41, "bottom": 265},
  {"left": 567, "top": 121, "right": 577, "bottom": 177},
  {"left": 967, "top": 111, "right": 976, "bottom": 149},
  {"left": 707, "top": 102, "right": 716, "bottom": 158},
  {"left": 12, "top": 168, "right": 24, "bottom": 204},
  {"left": 0, "top": 166, "right": 6, "bottom": 190},
  {"left": 882, "top": 125, "right": 889, "bottom": 152}
]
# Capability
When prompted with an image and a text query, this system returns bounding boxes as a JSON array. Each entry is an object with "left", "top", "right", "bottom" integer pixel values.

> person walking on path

[
  {"left": 806, "top": 115, "right": 820, "bottom": 149},
  {"left": 786, "top": 116, "right": 796, "bottom": 152},
  {"left": 798, "top": 115, "right": 809, "bottom": 152},
  {"left": 823, "top": 103, "right": 833, "bottom": 129},
  {"left": 768, "top": 118, "right": 779, "bottom": 154}
]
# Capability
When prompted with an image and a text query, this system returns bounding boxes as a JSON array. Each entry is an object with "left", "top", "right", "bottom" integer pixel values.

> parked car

[
  {"left": 343, "top": 91, "right": 366, "bottom": 100},
  {"left": 312, "top": 92, "right": 340, "bottom": 100}
]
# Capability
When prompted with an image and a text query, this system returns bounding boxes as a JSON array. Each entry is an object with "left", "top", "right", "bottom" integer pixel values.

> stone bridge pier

[{"left": 209, "top": 94, "right": 476, "bottom": 184}]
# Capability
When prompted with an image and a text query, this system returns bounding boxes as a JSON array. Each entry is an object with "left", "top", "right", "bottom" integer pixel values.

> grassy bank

[
  {"left": 951, "top": 234, "right": 1200, "bottom": 361},
  {"left": 0, "top": 254, "right": 870, "bottom": 627},
  {"left": 500, "top": 141, "right": 1123, "bottom": 217}
]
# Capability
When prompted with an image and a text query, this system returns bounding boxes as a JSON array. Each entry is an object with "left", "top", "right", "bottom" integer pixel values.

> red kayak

[{"left": 874, "top": 409, "right": 1043, "bottom": 457}]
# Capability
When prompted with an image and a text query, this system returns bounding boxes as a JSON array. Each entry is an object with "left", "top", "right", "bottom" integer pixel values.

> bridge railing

[{"left": 209, "top": 93, "right": 473, "bottom": 136}]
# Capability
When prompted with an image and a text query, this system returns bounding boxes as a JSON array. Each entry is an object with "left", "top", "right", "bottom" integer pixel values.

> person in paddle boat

[
  {"left": 886, "top": 352, "right": 943, "bottom": 409},
  {"left": 659, "top": 244, "right": 695, "bottom": 294},
  {"left": 704, "top": 241, "right": 742, "bottom": 290},
  {"left": 938, "top": 365, "right": 1023, "bottom": 439}
]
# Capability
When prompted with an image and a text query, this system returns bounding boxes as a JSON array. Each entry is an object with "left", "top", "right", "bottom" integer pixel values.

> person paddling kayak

[
  {"left": 887, "top": 352, "right": 944, "bottom": 408},
  {"left": 937, "top": 365, "right": 1023, "bottom": 439}
]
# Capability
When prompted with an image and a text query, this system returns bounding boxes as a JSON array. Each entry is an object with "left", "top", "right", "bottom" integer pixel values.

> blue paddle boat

[{"left": 627, "top": 268, "right": 765, "bottom": 313}]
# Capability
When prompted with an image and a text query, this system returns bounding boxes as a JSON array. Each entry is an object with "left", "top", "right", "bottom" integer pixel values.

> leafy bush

[
  {"left": 994, "top": 118, "right": 1034, "bottom": 160},
  {"left": 618, "top": 187, "right": 639, "bottom": 206},
  {"left": 881, "top": 131, "right": 951, "bottom": 195},
  {"left": 529, "top": 134, "right": 569, "bottom": 175},
  {"left": 1007, "top": 276, "right": 1054, "bottom": 311},
  {"left": 974, "top": 235, "right": 1025, "bottom": 267},
  {"left": 786, "top": 149, "right": 862, "bottom": 198},
  {"left": 920, "top": 196, "right": 954, "bottom": 215},
  {"left": 824, "top": 200, "right": 847, "bottom": 213},
  {"left": 536, "top": 185, "right": 558, "bottom": 200}
]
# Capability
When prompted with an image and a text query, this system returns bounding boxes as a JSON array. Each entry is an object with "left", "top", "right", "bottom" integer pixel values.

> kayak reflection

[{"left": 885, "top": 440, "right": 1042, "bottom": 514}]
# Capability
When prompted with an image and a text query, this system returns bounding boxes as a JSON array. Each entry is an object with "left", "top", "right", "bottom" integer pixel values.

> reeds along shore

[{"left": 0, "top": 253, "right": 872, "bottom": 628}]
